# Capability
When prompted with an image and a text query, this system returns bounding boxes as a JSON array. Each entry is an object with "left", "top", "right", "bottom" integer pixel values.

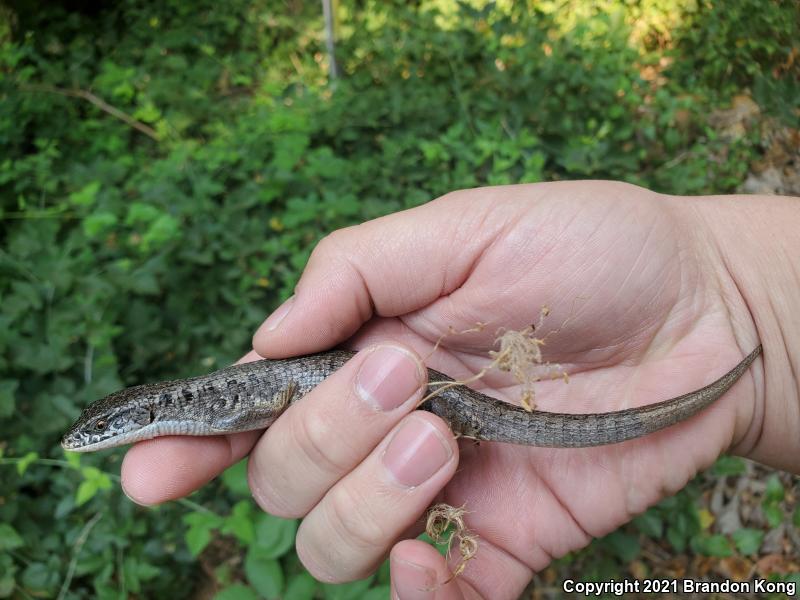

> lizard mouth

[
  {"left": 61, "top": 433, "right": 109, "bottom": 453},
  {"left": 60, "top": 421, "right": 222, "bottom": 452},
  {"left": 61, "top": 431, "right": 83, "bottom": 451}
]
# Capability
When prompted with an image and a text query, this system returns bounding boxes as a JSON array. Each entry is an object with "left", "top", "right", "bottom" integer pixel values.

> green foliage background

[{"left": 1, "top": 0, "right": 798, "bottom": 598}]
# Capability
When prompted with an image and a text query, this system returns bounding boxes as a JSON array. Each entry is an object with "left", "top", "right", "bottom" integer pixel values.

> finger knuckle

[
  {"left": 292, "top": 406, "right": 355, "bottom": 478},
  {"left": 435, "top": 188, "right": 471, "bottom": 205},
  {"left": 310, "top": 227, "right": 354, "bottom": 261},
  {"left": 327, "top": 483, "right": 388, "bottom": 553},
  {"left": 293, "top": 533, "right": 340, "bottom": 583},
  {"left": 247, "top": 454, "right": 302, "bottom": 518}
]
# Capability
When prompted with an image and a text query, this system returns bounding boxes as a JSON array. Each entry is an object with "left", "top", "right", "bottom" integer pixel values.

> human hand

[{"left": 122, "top": 181, "right": 771, "bottom": 599}]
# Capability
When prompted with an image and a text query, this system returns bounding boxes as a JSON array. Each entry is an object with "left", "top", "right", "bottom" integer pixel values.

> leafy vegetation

[{"left": 1, "top": 0, "right": 798, "bottom": 598}]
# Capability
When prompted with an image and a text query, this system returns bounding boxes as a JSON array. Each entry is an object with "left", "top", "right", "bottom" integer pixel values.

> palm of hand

[{"left": 348, "top": 187, "right": 743, "bottom": 591}]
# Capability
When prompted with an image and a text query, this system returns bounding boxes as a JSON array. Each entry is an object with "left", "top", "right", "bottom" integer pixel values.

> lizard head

[{"left": 62, "top": 386, "right": 156, "bottom": 452}]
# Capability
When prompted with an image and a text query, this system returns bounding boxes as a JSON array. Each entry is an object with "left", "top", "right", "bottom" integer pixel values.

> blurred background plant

[{"left": 0, "top": 0, "right": 798, "bottom": 598}]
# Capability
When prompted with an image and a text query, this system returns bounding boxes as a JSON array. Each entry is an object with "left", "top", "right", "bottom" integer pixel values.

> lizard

[{"left": 62, "top": 345, "right": 762, "bottom": 452}]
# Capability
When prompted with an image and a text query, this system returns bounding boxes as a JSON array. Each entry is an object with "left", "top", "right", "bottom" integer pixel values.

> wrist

[{"left": 682, "top": 193, "right": 799, "bottom": 473}]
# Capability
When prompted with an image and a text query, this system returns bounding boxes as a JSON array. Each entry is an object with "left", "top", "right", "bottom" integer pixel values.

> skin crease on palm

[{"left": 119, "top": 181, "right": 799, "bottom": 599}]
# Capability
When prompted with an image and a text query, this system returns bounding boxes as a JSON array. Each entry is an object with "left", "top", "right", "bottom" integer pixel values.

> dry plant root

[
  {"left": 419, "top": 306, "right": 568, "bottom": 411},
  {"left": 424, "top": 504, "right": 479, "bottom": 586},
  {"left": 424, "top": 322, "right": 488, "bottom": 362},
  {"left": 417, "top": 306, "right": 572, "bottom": 584}
]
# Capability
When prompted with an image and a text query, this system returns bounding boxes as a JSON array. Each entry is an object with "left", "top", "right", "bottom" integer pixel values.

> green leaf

[
  {"left": 793, "top": 504, "right": 800, "bottom": 528},
  {"left": 693, "top": 534, "right": 733, "bottom": 558},
  {"left": 222, "top": 501, "right": 255, "bottom": 545},
  {"left": 602, "top": 531, "right": 640, "bottom": 562},
  {"left": 221, "top": 459, "right": 250, "bottom": 496},
  {"left": 141, "top": 214, "right": 180, "bottom": 250},
  {"left": 712, "top": 456, "right": 746, "bottom": 476},
  {"left": 244, "top": 551, "right": 284, "bottom": 599},
  {"left": 376, "top": 559, "right": 390, "bottom": 585},
  {"left": 362, "top": 586, "right": 392, "bottom": 600},
  {"left": 763, "top": 504, "right": 784, "bottom": 528},
  {"left": 184, "top": 510, "right": 222, "bottom": 556},
  {"left": 253, "top": 513, "right": 298, "bottom": 559},
  {"left": 732, "top": 528, "right": 764, "bottom": 555},
  {"left": 321, "top": 577, "right": 374, "bottom": 600},
  {"left": 185, "top": 525, "right": 212, "bottom": 557},
  {"left": 0, "top": 554, "right": 15, "bottom": 596},
  {"left": 132, "top": 101, "right": 162, "bottom": 124},
  {"left": 75, "top": 479, "right": 99, "bottom": 506},
  {"left": 213, "top": 584, "right": 259, "bottom": 600},
  {"left": 16, "top": 451, "right": 38, "bottom": 476},
  {"left": 64, "top": 450, "right": 81, "bottom": 468},
  {"left": 764, "top": 474, "right": 785, "bottom": 503},
  {"left": 69, "top": 181, "right": 102, "bottom": 207},
  {"left": 0, "top": 573, "right": 14, "bottom": 598},
  {"left": 184, "top": 511, "right": 224, "bottom": 530},
  {"left": 83, "top": 212, "right": 118, "bottom": 238},
  {"left": 0, "top": 524, "right": 24, "bottom": 550},
  {"left": 82, "top": 465, "right": 111, "bottom": 481},
  {"left": 21, "top": 562, "right": 59, "bottom": 594},
  {"left": 284, "top": 573, "right": 317, "bottom": 600},
  {"left": 125, "top": 202, "right": 162, "bottom": 225},
  {"left": 633, "top": 511, "right": 663, "bottom": 538},
  {"left": 0, "top": 380, "right": 18, "bottom": 418}
]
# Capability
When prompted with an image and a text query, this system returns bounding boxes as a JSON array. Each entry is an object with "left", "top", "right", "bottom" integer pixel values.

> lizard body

[{"left": 62, "top": 345, "right": 762, "bottom": 452}]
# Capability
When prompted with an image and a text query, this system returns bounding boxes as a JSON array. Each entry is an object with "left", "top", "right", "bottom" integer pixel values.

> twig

[
  {"left": 662, "top": 149, "right": 691, "bottom": 170},
  {"left": 289, "top": 52, "right": 306, "bottom": 78},
  {"left": 445, "top": 55, "right": 476, "bottom": 137},
  {"left": 57, "top": 511, "right": 103, "bottom": 600},
  {"left": 0, "top": 457, "right": 216, "bottom": 514},
  {"left": 117, "top": 544, "right": 127, "bottom": 598},
  {"left": 12, "top": 584, "right": 35, "bottom": 600},
  {"left": 18, "top": 84, "right": 159, "bottom": 141},
  {"left": 0, "top": 209, "right": 76, "bottom": 220}
]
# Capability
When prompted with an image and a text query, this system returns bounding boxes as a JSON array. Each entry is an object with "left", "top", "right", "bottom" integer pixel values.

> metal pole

[{"left": 321, "top": 0, "right": 338, "bottom": 80}]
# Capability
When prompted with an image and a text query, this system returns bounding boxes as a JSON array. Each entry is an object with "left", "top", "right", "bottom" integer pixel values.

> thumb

[{"left": 252, "top": 192, "right": 498, "bottom": 358}]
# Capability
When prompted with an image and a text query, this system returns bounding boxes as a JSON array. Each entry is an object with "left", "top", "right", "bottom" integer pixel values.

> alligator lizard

[{"left": 62, "top": 345, "right": 762, "bottom": 452}]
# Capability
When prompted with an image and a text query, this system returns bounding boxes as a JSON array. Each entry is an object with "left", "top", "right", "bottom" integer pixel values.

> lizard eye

[{"left": 95, "top": 419, "right": 108, "bottom": 431}]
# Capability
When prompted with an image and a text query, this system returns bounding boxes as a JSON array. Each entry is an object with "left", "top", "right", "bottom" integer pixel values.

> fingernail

[
  {"left": 356, "top": 346, "right": 423, "bottom": 411},
  {"left": 263, "top": 295, "right": 294, "bottom": 332},
  {"left": 383, "top": 417, "right": 451, "bottom": 487},
  {"left": 391, "top": 556, "right": 436, "bottom": 600}
]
